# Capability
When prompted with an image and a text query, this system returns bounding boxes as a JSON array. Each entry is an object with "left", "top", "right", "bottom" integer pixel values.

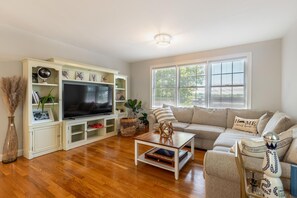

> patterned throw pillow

[
  {"left": 231, "top": 129, "right": 295, "bottom": 160},
  {"left": 153, "top": 107, "right": 177, "bottom": 123},
  {"left": 232, "top": 116, "right": 259, "bottom": 134}
]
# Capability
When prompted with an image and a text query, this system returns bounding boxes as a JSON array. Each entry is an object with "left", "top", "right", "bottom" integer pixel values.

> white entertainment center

[{"left": 22, "top": 58, "right": 127, "bottom": 159}]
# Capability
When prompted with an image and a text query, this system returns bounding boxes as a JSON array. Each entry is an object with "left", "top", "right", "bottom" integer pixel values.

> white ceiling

[{"left": 1, "top": 0, "right": 297, "bottom": 63}]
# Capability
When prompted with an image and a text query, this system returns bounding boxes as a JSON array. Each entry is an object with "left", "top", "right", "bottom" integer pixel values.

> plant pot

[{"left": 120, "top": 118, "right": 138, "bottom": 136}]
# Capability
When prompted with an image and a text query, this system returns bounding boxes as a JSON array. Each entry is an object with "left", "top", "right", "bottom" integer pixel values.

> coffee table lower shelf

[{"left": 137, "top": 151, "right": 193, "bottom": 173}]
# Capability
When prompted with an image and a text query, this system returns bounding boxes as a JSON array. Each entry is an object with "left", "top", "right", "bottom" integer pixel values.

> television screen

[{"left": 63, "top": 82, "right": 113, "bottom": 119}]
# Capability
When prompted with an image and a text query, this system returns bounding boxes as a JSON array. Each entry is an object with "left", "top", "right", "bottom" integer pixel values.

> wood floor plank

[{"left": 0, "top": 135, "right": 206, "bottom": 197}]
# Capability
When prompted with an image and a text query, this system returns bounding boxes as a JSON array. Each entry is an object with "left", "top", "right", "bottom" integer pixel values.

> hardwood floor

[{"left": 0, "top": 135, "right": 206, "bottom": 198}]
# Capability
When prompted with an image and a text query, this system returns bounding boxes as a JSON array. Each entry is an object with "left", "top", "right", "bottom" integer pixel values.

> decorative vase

[
  {"left": 260, "top": 132, "right": 285, "bottom": 198},
  {"left": 2, "top": 116, "right": 18, "bottom": 164}
]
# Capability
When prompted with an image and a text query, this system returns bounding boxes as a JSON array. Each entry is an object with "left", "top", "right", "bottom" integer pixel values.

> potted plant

[
  {"left": 38, "top": 88, "right": 55, "bottom": 112},
  {"left": 120, "top": 99, "right": 142, "bottom": 136},
  {"left": 139, "top": 112, "right": 149, "bottom": 132}
]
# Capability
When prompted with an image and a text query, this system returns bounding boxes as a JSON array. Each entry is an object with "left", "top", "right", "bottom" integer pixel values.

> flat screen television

[{"left": 63, "top": 82, "right": 113, "bottom": 119}]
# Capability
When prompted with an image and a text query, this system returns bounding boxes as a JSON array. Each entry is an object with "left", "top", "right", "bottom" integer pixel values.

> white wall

[
  {"left": 282, "top": 22, "right": 297, "bottom": 120},
  {"left": 0, "top": 24, "right": 130, "bottom": 158},
  {"left": 130, "top": 39, "right": 282, "bottom": 111}
]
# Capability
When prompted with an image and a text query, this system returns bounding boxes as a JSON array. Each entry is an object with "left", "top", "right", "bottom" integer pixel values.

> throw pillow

[
  {"left": 232, "top": 116, "right": 259, "bottom": 134},
  {"left": 257, "top": 112, "right": 273, "bottom": 135},
  {"left": 232, "top": 129, "right": 294, "bottom": 160},
  {"left": 152, "top": 107, "right": 177, "bottom": 123},
  {"left": 283, "top": 138, "right": 297, "bottom": 165},
  {"left": 262, "top": 111, "right": 292, "bottom": 136},
  {"left": 283, "top": 126, "right": 297, "bottom": 165}
]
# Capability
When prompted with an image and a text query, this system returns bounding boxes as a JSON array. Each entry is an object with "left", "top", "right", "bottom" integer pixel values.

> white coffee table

[{"left": 134, "top": 131, "right": 195, "bottom": 180}]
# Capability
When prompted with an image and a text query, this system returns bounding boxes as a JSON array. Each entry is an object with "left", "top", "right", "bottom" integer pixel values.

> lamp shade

[{"left": 154, "top": 33, "right": 172, "bottom": 47}]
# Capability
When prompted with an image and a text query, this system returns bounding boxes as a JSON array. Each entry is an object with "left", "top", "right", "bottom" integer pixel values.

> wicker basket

[{"left": 120, "top": 118, "right": 138, "bottom": 136}]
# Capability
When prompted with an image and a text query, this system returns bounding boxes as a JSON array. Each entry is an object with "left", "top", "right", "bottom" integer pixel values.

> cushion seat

[
  {"left": 214, "top": 129, "right": 257, "bottom": 148},
  {"left": 172, "top": 122, "right": 190, "bottom": 131},
  {"left": 184, "top": 124, "right": 225, "bottom": 140}
]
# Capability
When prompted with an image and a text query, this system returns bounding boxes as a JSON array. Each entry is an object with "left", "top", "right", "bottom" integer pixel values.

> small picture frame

[
  {"left": 32, "top": 108, "right": 54, "bottom": 124},
  {"left": 75, "top": 71, "right": 84, "bottom": 80},
  {"left": 89, "top": 73, "right": 97, "bottom": 82},
  {"left": 62, "top": 70, "right": 69, "bottom": 79}
]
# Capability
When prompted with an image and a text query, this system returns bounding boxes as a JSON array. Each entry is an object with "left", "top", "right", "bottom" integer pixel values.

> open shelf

[
  {"left": 32, "top": 83, "right": 59, "bottom": 87},
  {"left": 137, "top": 151, "right": 192, "bottom": 172},
  {"left": 32, "top": 103, "right": 59, "bottom": 106},
  {"left": 63, "top": 79, "right": 114, "bottom": 85}
]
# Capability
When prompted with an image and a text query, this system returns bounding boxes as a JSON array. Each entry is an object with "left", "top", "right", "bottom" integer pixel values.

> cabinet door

[{"left": 32, "top": 124, "right": 60, "bottom": 153}]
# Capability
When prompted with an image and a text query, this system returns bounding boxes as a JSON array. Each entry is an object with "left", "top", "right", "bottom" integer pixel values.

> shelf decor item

[
  {"left": 75, "top": 71, "right": 84, "bottom": 80},
  {"left": 159, "top": 121, "right": 174, "bottom": 139},
  {"left": 32, "top": 108, "right": 54, "bottom": 124},
  {"left": 62, "top": 70, "right": 69, "bottom": 79},
  {"left": 260, "top": 131, "right": 285, "bottom": 198},
  {"left": 0, "top": 76, "right": 26, "bottom": 163},
  {"left": 37, "top": 67, "right": 51, "bottom": 84},
  {"left": 89, "top": 73, "right": 97, "bottom": 82},
  {"left": 37, "top": 88, "right": 55, "bottom": 112}
]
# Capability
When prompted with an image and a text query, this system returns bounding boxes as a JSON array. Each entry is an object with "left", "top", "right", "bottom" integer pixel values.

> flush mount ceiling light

[{"left": 154, "top": 33, "right": 172, "bottom": 47}]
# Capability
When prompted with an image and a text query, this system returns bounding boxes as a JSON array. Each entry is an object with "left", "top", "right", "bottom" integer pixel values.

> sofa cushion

[
  {"left": 227, "top": 109, "right": 267, "bottom": 128},
  {"left": 214, "top": 129, "right": 256, "bottom": 148},
  {"left": 192, "top": 106, "right": 227, "bottom": 128},
  {"left": 153, "top": 107, "right": 177, "bottom": 123},
  {"left": 153, "top": 122, "right": 190, "bottom": 132},
  {"left": 257, "top": 112, "right": 273, "bottom": 135},
  {"left": 172, "top": 122, "right": 190, "bottom": 132},
  {"left": 284, "top": 138, "right": 297, "bottom": 165},
  {"left": 163, "top": 104, "right": 194, "bottom": 123},
  {"left": 262, "top": 111, "right": 292, "bottom": 135},
  {"left": 232, "top": 116, "right": 259, "bottom": 134},
  {"left": 235, "top": 129, "right": 295, "bottom": 160},
  {"left": 184, "top": 124, "right": 225, "bottom": 140},
  {"left": 213, "top": 146, "right": 231, "bottom": 152},
  {"left": 284, "top": 125, "right": 297, "bottom": 165}
]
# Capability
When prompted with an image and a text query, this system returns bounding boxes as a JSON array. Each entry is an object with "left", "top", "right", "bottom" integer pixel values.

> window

[
  {"left": 151, "top": 56, "right": 249, "bottom": 109},
  {"left": 152, "top": 67, "right": 176, "bottom": 107},
  {"left": 210, "top": 59, "right": 246, "bottom": 108},
  {"left": 178, "top": 63, "right": 206, "bottom": 107}
]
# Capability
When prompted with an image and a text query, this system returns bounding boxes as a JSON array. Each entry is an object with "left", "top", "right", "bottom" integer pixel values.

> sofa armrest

[
  {"left": 204, "top": 150, "right": 239, "bottom": 183},
  {"left": 204, "top": 150, "right": 292, "bottom": 189},
  {"left": 148, "top": 113, "right": 157, "bottom": 132}
]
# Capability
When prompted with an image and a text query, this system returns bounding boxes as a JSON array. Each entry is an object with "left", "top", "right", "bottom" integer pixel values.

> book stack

[
  {"left": 145, "top": 148, "right": 188, "bottom": 167},
  {"left": 32, "top": 91, "right": 40, "bottom": 104}
]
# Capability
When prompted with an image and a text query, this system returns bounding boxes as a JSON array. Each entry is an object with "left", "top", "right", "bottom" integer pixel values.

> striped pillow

[{"left": 153, "top": 107, "right": 177, "bottom": 123}]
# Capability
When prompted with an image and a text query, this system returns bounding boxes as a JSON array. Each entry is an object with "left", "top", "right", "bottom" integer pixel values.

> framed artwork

[
  {"left": 75, "top": 71, "right": 84, "bottom": 80},
  {"left": 62, "top": 70, "right": 69, "bottom": 79},
  {"left": 32, "top": 108, "right": 54, "bottom": 124},
  {"left": 89, "top": 73, "right": 97, "bottom": 82}
]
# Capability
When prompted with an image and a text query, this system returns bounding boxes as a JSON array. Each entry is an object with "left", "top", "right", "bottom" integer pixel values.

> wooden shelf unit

[
  {"left": 63, "top": 115, "right": 117, "bottom": 150},
  {"left": 23, "top": 57, "right": 126, "bottom": 159}
]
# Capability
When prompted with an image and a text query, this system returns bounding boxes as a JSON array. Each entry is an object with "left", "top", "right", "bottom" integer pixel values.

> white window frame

[{"left": 150, "top": 53, "right": 252, "bottom": 109}]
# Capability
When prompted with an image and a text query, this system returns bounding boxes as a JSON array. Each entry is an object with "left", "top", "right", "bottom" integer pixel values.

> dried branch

[{"left": 0, "top": 76, "right": 27, "bottom": 116}]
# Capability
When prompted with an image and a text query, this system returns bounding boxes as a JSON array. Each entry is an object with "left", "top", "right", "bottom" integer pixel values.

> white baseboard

[{"left": 0, "top": 149, "right": 23, "bottom": 162}]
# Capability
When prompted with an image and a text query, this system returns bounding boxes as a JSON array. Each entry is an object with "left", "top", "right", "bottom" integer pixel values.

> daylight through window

[{"left": 152, "top": 57, "right": 248, "bottom": 108}]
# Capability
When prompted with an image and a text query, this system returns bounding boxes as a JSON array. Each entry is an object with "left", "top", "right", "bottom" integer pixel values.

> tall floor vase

[{"left": 2, "top": 116, "right": 18, "bottom": 164}]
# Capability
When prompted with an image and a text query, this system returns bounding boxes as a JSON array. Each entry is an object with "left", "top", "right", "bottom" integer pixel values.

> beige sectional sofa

[
  {"left": 148, "top": 105, "right": 296, "bottom": 198},
  {"left": 148, "top": 106, "right": 268, "bottom": 150}
]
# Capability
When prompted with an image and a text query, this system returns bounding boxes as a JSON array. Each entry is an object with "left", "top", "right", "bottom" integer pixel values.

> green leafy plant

[
  {"left": 139, "top": 112, "right": 149, "bottom": 126},
  {"left": 38, "top": 89, "right": 55, "bottom": 112},
  {"left": 124, "top": 99, "right": 142, "bottom": 118}
]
